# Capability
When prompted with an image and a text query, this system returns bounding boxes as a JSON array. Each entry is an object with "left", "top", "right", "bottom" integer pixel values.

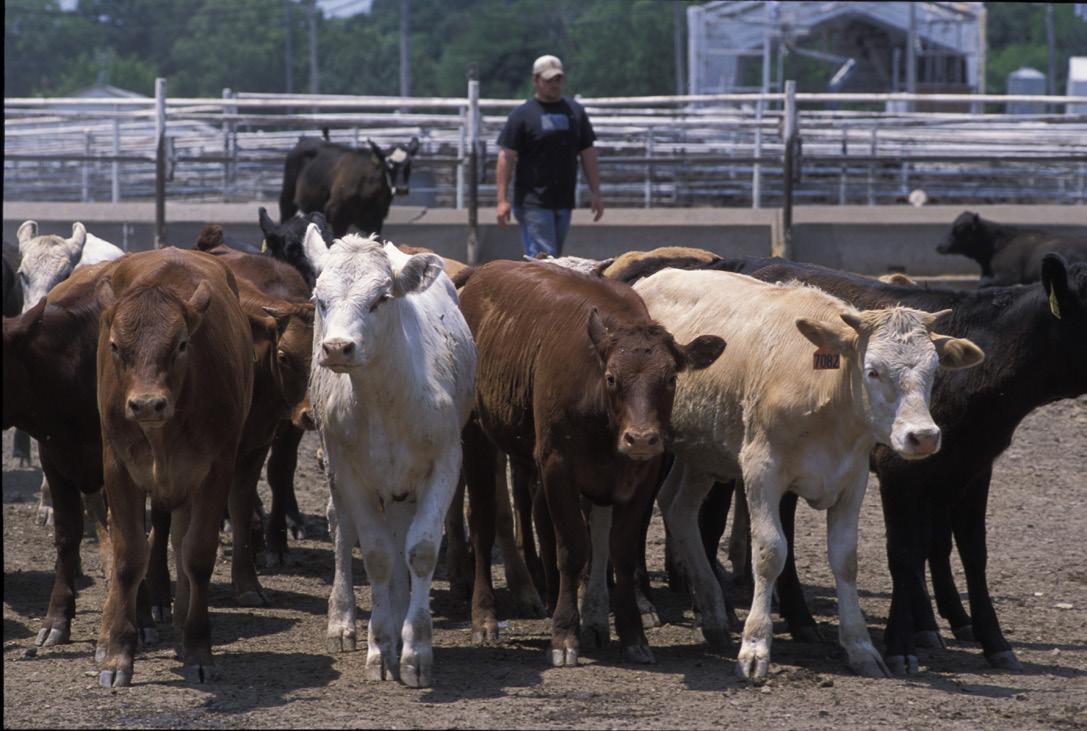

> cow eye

[
  {"left": 276, "top": 349, "right": 288, "bottom": 363},
  {"left": 605, "top": 372, "right": 617, "bottom": 389},
  {"left": 314, "top": 297, "right": 326, "bottom": 314},
  {"left": 667, "top": 374, "right": 677, "bottom": 389},
  {"left": 178, "top": 340, "right": 188, "bottom": 354},
  {"left": 110, "top": 341, "right": 119, "bottom": 357},
  {"left": 866, "top": 369, "right": 880, "bottom": 380},
  {"left": 369, "top": 293, "right": 392, "bottom": 312},
  {"left": 18, "top": 271, "right": 29, "bottom": 285}
]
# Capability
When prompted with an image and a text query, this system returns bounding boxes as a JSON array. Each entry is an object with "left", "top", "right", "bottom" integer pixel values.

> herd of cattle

[{"left": 2, "top": 194, "right": 1085, "bottom": 692}]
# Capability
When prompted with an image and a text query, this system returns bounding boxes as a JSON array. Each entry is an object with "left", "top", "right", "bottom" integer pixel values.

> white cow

[
  {"left": 633, "top": 269, "right": 984, "bottom": 682},
  {"left": 306, "top": 227, "right": 476, "bottom": 688},
  {"left": 17, "top": 220, "right": 124, "bottom": 313}
]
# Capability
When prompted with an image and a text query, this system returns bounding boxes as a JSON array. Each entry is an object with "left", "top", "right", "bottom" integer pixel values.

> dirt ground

[{"left": 3, "top": 395, "right": 1085, "bottom": 730}]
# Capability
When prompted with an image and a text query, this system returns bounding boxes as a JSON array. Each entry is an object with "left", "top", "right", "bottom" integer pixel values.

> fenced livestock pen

[{"left": 5, "top": 82, "right": 1086, "bottom": 218}]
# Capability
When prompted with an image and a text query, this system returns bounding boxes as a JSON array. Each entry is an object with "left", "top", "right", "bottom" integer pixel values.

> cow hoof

[
  {"left": 790, "top": 625, "right": 822, "bottom": 644},
  {"left": 137, "top": 627, "right": 160, "bottom": 646},
  {"left": 640, "top": 609, "right": 661, "bottom": 629},
  {"left": 471, "top": 620, "right": 499, "bottom": 645},
  {"left": 399, "top": 657, "right": 432, "bottom": 688},
  {"left": 99, "top": 669, "right": 132, "bottom": 688},
  {"left": 622, "top": 643, "right": 656, "bottom": 664},
  {"left": 36, "top": 626, "right": 70, "bottom": 647},
  {"left": 35, "top": 506, "right": 54, "bottom": 527},
  {"left": 736, "top": 654, "right": 770, "bottom": 683},
  {"left": 235, "top": 590, "right": 267, "bottom": 608},
  {"left": 182, "top": 663, "right": 215, "bottom": 684},
  {"left": 884, "top": 654, "right": 919, "bottom": 676},
  {"left": 579, "top": 623, "right": 609, "bottom": 650},
  {"left": 914, "top": 630, "right": 944, "bottom": 649},
  {"left": 327, "top": 631, "right": 357, "bottom": 653},
  {"left": 150, "top": 605, "right": 172, "bottom": 623},
  {"left": 696, "top": 625, "right": 733, "bottom": 653},
  {"left": 365, "top": 656, "right": 395, "bottom": 681},
  {"left": 849, "top": 655, "right": 892, "bottom": 678},
  {"left": 986, "top": 650, "right": 1023, "bottom": 671},
  {"left": 549, "top": 647, "right": 579, "bottom": 667},
  {"left": 952, "top": 624, "right": 975, "bottom": 642}
]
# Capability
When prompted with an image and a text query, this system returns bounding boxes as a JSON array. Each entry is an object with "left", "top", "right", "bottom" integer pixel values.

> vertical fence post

[
  {"left": 222, "top": 88, "right": 234, "bottom": 199},
  {"left": 867, "top": 127, "right": 877, "bottom": 206},
  {"left": 456, "top": 106, "right": 466, "bottom": 210},
  {"left": 466, "top": 64, "right": 480, "bottom": 265},
  {"left": 112, "top": 117, "right": 121, "bottom": 202},
  {"left": 155, "top": 77, "right": 167, "bottom": 248},
  {"left": 82, "top": 129, "right": 92, "bottom": 202},
  {"left": 838, "top": 126, "right": 848, "bottom": 205},
  {"left": 752, "top": 105, "right": 763, "bottom": 209},
  {"left": 779, "top": 79, "right": 797, "bottom": 259},
  {"left": 644, "top": 128, "right": 654, "bottom": 209}
]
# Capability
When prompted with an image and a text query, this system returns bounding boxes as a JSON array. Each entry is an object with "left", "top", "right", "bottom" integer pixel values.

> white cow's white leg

[
  {"left": 386, "top": 501, "right": 413, "bottom": 653},
  {"left": 827, "top": 470, "right": 889, "bottom": 678},
  {"left": 325, "top": 489, "right": 358, "bottom": 653},
  {"left": 659, "top": 460, "right": 730, "bottom": 650},
  {"left": 578, "top": 504, "right": 612, "bottom": 650},
  {"left": 399, "top": 454, "right": 458, "bottom": 689},
  {"left": 737, "top": 460, "right": 787, "bottom": 683}
]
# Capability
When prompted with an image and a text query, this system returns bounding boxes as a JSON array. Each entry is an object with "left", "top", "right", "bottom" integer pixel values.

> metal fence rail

[{"left": 6, "top": 86, "right": 1087, "bottom": 212}]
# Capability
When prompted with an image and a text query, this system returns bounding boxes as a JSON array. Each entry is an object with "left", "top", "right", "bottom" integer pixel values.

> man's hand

[
  {"left": 590, "top": 191, "right": 604, "bottom": 222},
  {"left": 496, "top": 200, "right": 512, "bottom": 225}
]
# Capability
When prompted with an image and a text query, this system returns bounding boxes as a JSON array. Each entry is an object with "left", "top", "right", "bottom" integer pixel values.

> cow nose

[
  {"left": 127, "top": 393, "right": 170, "bottom": 421},
  {"left": 621, "top": 428, "right": 662, "bottom": 457},
  {"left": 296, "top": 406, "right": 317, "bottom": 431},
  {"left": 321, "top": 339, "right": 355, "bottom": 358},
  {"left": 906, "top": 427, "right": 941, "bottom": 455}
]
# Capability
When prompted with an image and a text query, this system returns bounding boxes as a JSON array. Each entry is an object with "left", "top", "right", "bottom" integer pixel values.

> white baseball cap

[{"left": 532, "top": 55, "right": 564, "bottom": 80}]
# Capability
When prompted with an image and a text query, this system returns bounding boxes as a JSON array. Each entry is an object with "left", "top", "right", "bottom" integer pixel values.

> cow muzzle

[
  {"left": 617, "top": 427, "right": 664, "bottom": 461},
  {"left": 318, "top": 338, "right": 359, "bottom": 371},
  {"left": 895, "top": 425, "right": 942, "bottom": 460},
  {"left": 126, "top": 391, "right": 173, "bottom": 424}
]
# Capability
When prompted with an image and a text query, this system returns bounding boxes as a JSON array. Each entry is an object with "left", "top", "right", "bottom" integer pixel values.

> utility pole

[
  {"left": 673, "top": 0, "right": 684, "bottom": 96},
  {"left": 1045, "top": 4, "right": 1057, "bottom": 100},
  {"left": 308, "top": 0, "right": 319, "bottom": 95},
  {"left": 284, "top": 0, "right": 294, "bottom": 94},
  {"left": 400, "top": 0, "right": 411, "bottom": 98}
]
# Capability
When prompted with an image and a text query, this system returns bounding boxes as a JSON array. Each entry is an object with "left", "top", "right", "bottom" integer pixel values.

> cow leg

[
  {"left": 35, "top": 472, "right": 53, "bottom": 526},
  {"left": 728, "top": 479, "right": 754, "bottom": 589},
  {"left": 496, "top": 454, "right": 545, "bottom": 618},
  {"left": 146, "top": 505, "right": 173, "bottom": 623},
  {"left": 344, "top": 492, "right": 401, "bottom": 682},
  {"left": 84, "top": 491, "right": 112, "bottom": 580},
  {"left": 534, "top": 477, "right": 559, "bottom": 614},
  {"left": 880, "top": 478, "right": 929, "bottom": 675},
  {"left": 659, "top": 459, "right": 731, "bottom": 652},
  {"left": 399, "top": 451, "right": 460, "bottom": 688},
  {"left": 35, "top": 456, "right": 81, "bottom": 647},
  {"left": 775, "top": 491, "right": 821, "bottom": 643},
  {"left": 97, "top": 459, "right": 147, "bottom": 688},
  {"left": 265, "top": 420, "right": 305, "bottom": 567},
  {"left": 919, "top": 504, "right": 958, "bottom": 647},
  {"left": 612, "top": 475, "right": 658, "bottom": 664},
  {"left": 510, "top": 456, "right": 546, "bottom": 597},
  {"left": 229, "top": 445, "right": 268, "bottom": 607},
  {"left": 701, "top": 480, "right": 740, "bottom": 629},
  {"left": 578, "top": 504, "right": 612, "bottom": 651},
  {"left": 13, "top": 428, "right": 32, "bottom": 466},
  {"left": 953, "top": 469, "right": 1020, "bottom": 670},
  {"left": 633, "top": 458, "right": 661, "bottom": 629},
  {"left": 827, "top": 470, "right": 889, "bottom": 678},
  {"left": 462, "top": 420, "right": 500, "bottom": 644},
  {"left": 443, "top": 474, "right": 474, "bottom": 604},
  {"left": 325, "top": 487, "right": 359, "bottom": 654},
  {"left": 539, "top": 451, "right": 588, "bottom": 667}
]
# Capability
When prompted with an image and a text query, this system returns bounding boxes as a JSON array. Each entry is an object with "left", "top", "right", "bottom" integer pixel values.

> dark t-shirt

[{"left": 497, "top": 96, "right": 596, "bottom": 210}]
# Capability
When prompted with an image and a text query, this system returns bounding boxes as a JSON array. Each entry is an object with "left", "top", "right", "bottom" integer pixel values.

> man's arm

[
  {"left": 496, "top": 147, "right": 517, "bottom": 225},
  {"left": 580, "top": 147, "right": 604, "bottom": 221}
]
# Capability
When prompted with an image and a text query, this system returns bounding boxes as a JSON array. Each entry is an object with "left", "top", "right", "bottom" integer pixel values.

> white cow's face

[
  {"left": 312, "top": 234, "right": 443, "bottom": 373},
  {"left": 797, "top": 307, "right": 984, "bottom": 461},
  {"left": 16, "top": 220, "right": 87, "bottom": 313}
]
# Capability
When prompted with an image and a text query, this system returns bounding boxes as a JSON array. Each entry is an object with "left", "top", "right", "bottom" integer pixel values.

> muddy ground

[{"left": 3, "top": 395, "right": 1085, "bottom": 729}]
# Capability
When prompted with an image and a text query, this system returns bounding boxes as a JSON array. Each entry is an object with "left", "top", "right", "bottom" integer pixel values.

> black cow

[
  {"left": 938, "top": 211, "right": 1087, "bottom": 287},
  {"left": 712, "top": 254, "right": 1086, "bottom": 675},
  {"left": 4, "top": 248, "right": 32, "bottom": 464},
  {"left": 278, "top": 135, "right": 420, "bottom": 237},
  {"left": 257, "top": 207, "right": 334, "bottom": 289}
]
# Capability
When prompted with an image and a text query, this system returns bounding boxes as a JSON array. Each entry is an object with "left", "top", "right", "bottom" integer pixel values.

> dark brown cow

[
  {"left": 194, "top": 224, "right": 315, "bottom": 563},
  {"left": 94, "top": 248, "right": 253, "bottom": 687},
  {"left": 456, "top": 260, "right": 725, "bottom": 666}
]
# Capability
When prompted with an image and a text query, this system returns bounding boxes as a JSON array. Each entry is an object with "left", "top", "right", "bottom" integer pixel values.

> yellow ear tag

[
  {"left": 1048, "top": 285, "right": 1061, "bottom": 320},
  {"left": 260, "top": 239, "right": 268, "bottom": 252},
  {"left": 813, "top": 347, "right": 840, "bottom": 370}
]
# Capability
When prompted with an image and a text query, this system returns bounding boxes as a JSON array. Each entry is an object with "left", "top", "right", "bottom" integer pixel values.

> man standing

[{"left": 495, "top": 54, "right": 604, "bottom": 257}]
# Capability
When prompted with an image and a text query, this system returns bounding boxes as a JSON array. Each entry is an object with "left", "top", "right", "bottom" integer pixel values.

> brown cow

[
  {"left": 456, "top": 260, "right": 725, "bottom": 666},
  {"left": 94, "top": 248, "right": 253, "bottom": 687}
]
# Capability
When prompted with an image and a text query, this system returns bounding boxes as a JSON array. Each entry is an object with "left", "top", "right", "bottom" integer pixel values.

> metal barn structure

[{"left": 688, "top": 1, "right": 985, "bottom": 100}]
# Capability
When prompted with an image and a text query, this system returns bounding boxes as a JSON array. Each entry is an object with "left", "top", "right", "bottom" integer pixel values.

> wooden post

[
  {"left": 154, "top": 77, "right": 167, "bottom": 248},
  {"left": 780, "top": 79, "right": 797, "bottom": 259},
  {"left": 466, "top": 64, "right": 480, "bottom": 265},
  {"left": 111, "top": 117, "right": 121, "bottom": 203}
]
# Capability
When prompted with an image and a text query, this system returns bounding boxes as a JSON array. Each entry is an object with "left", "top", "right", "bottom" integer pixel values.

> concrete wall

[{"left": 4, "top": 202, "right": 1084, "bottom": 277}]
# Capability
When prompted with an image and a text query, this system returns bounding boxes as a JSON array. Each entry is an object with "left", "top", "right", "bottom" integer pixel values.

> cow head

[
  {"left": 17, "top": 220, "right": 88, "bottom": 313},
  {"left": 369, "top": 137, "right": 420, "bottom": 196},
  {"left": 312, "top": 233, "right": 444, "bottom": 372},
  {"left": 259, "top": 207, "right": 333, "bottom": 288},
  {"left": 249, "top": 300, "right": 317, "bottom": 430},
  {"left": 796, "top": 307, "right": 984, "bottom": 460},
  {"left": 936, "top": 211, "right": 990, "bottom": 260},
  {"left": 1042, "top": 254, "right": 1087, "bottom": 388},
  {"left": 97, "top": 278, "right": 211, "bottom": 426},
  {"left": 587, "top": 309, "right": 726, "bottom": 460}
]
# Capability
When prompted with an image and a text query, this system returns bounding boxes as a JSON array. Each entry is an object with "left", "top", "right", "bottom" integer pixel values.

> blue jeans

[{"left": 513, "top": 206, "right": 572, "bottom": 258}]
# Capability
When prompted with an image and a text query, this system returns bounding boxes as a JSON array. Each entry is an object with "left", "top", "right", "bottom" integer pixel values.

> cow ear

[
  {"left": 258, "top": 207, "right": 275, "bottom": 235},
  {"left": 303, "top": 223, "right": 329, "bottom": 275},
  {"left": 1041, "top": 253, "right": 1071, "bottom": 320},
  {"left": 261, "top": 305, "right": 293, "bottom": 335},
  {"left": 586, "top": 308, "right": 611, "bottom": 362},
  {"left": 931, "top": 334, "right": 985, "bottom": 370},
  {"left": 796, "top": 316, "right": 855, "bottom": 354},
  {"left": 247, "top": 311, "right": 277, "bottom": 363},
  {"left": 368, "top": 139, "right": 385, "bottom": 160},
  {"left": 672, "top": 335, "right": 726, "bottom": 373},
  {"left": 407, "top": 137, "right": 420, "bottom": 156},
  {"left": 184, "top": 281, "right": 212, "bottom": 335},
  {"left": 69, "top": 222, "right": 87, "bottom": 250},
  {"left": 920, "top": 308, "right": 953, "bottom": 330},
  {"left": 393, "top": 253, "right": 444, "bottom": 297},
  {"left": 17, "top": 220, "right": 38, "bottom": 245},
  {"left": 95, "top": 277, "right": 117, "bottom": 312}
]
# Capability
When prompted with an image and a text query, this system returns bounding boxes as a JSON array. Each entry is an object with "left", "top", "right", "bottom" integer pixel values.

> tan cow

[{"left": 633, "top": 269, "right": 984, "bottom": 682}]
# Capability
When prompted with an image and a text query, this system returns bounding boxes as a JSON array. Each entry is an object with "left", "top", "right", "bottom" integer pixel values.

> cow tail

[{"left": 451, "top": 266, "right": 477, "bottom": 289}]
